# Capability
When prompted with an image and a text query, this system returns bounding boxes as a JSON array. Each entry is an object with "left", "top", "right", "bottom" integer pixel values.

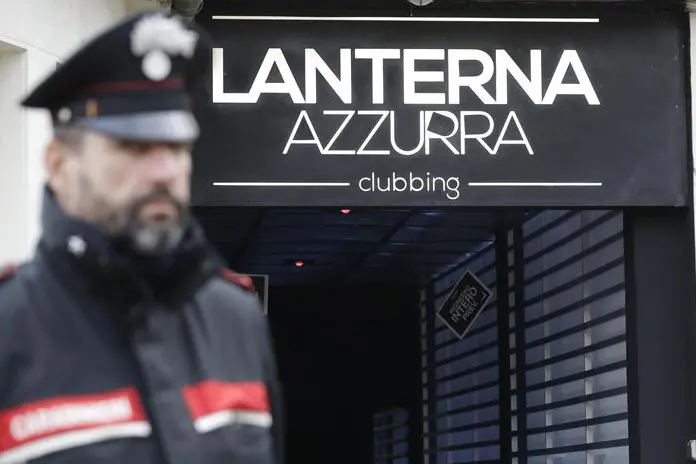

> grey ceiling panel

[{"left": 194, "top": 206, "right": 530, "bottom": 285}]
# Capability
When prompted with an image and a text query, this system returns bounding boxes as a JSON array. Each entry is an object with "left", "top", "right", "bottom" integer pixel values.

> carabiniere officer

[{"left": 0, "top": 11, "right": 284, "bottom": 464}]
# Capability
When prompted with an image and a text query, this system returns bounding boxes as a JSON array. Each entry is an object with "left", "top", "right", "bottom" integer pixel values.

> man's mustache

[{"left": 131, "top": 189, "right": 183, "bottom": 212}]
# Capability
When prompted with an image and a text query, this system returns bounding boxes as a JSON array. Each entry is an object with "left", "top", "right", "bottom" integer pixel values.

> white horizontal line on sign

[
  {"left": 213, "top": 182, "right": 351, "bottom": 187},
  {"left": 468, "top": 182, "right": 603, "bottom": 186},
  {"left": 211, "top": 16, "right": 600, "bottom": 23}
]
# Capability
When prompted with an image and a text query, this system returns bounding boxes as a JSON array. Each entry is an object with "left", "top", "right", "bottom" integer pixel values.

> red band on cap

[{"left": 81, "top": 78, "right": 183, "bottom": 95}]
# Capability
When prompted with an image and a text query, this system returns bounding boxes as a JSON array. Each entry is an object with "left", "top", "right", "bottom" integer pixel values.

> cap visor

[{"left": 79, "top": 110, "right": 200, "bottom": 142}]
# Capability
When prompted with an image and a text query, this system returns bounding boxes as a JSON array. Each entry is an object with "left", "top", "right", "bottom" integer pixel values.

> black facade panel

[
  {"left": 192, "top": 10, "right": 688, "bottom": 207},
  {"left": 624, "top": 210, "right": 696, "bottom": 464}
]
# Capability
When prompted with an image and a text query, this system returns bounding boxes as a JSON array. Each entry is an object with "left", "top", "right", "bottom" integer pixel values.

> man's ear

[{"left": 44, "top": 139, "right": 68, "bottom": 192}]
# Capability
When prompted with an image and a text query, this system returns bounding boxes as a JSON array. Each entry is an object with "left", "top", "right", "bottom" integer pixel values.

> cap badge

[
  {"left": 57, "top": 107, "right": 72, "bottom": 124},
  {"left": 130, "top": 14, "right": 199, "bottom": 82}
]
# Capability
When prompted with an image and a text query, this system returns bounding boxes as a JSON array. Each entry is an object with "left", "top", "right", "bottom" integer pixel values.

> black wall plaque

[
  {"left": 192, "top": 12, "right": 688, "bottom": 207},
  {"left": 436, "top": 269, "right": 493, "bottom": 339}
]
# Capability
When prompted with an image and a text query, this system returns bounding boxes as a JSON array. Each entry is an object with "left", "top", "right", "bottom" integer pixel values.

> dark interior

[{"left": 194, "top": 207, "right": 530, "bottom": 463}]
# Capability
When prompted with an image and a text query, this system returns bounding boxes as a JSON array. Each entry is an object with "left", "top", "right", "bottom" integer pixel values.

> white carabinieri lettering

[{"left": 9, "top": 397, "right": 133, "bottom": 442}]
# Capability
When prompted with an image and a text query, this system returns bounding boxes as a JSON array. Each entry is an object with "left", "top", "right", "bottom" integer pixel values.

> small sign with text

[{"left": 436, "top": 269, "right": 493, "bottom": 339}]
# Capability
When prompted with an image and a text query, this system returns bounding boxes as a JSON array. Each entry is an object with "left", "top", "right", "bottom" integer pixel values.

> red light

[
  {"left": 294, "top": 260, "right": 304, "bottom": 267},
  {"left": 340, "top": 209, "right": 351, "bottom": 214}
]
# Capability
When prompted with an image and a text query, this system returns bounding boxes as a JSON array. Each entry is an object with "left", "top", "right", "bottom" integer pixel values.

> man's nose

[{"left": 142, "top": 146, "right": 182, "bottom": 182}]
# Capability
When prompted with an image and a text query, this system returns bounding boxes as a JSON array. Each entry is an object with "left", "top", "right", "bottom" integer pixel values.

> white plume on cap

[{"left": 130, "top": 14, "right": 199, "bottom": 59}]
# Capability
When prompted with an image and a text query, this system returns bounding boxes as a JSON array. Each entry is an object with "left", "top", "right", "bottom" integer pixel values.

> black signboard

[
  {"left": 436, "top": 269, "right": 493, "bottom": 339},
  {"left": 248, "top": 274, "right": 269, "bottom": 315},
  {"left": 192, "top": 13, "right": 688, "bottom": 207}
]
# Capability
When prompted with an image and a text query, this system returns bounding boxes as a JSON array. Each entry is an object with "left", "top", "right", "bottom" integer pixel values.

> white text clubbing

[{"left": 359, "top": 172, "right": 460, "bottom": 200}]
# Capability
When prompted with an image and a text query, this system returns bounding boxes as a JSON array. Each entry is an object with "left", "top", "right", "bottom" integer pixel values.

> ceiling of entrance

[{"left": 194, "top": 207, "right": 531, "bottom": 286}]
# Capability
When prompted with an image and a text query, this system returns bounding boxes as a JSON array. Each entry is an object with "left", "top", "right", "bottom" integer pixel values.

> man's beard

[
  {"left": 75, "top": 174, "right": 190, "bottom": 256},
  {"left": 122, "top": 189, "right": 191, "bottom": 256},
  {"left": 85, "top": 188, "right": 190, "bottom": 255}
]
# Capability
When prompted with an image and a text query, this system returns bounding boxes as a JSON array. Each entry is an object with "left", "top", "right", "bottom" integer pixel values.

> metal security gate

[
  {"left": 374, "top": 408, "right": 410, "bottom": 464},
  {"left": 375, "top": 209, "right": 630, "bottom": 463}
]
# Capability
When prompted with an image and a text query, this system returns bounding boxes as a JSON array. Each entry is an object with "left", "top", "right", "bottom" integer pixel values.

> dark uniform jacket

[{"left": 0, "top": 188, "right": 284, "bottom": 464}]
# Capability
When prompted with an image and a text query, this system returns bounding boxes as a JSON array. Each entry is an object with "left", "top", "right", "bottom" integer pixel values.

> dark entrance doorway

[{"left": 192, "top": 207, "right": 686, "bottom": 464}]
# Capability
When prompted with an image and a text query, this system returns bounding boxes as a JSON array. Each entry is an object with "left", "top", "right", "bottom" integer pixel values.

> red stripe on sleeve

[{"left": 182, "top": 380, "right": 269, "bottom": 420}]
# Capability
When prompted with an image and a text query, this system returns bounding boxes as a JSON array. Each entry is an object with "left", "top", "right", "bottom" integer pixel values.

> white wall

[{"left": 0, "top": 0, "right": 163, "bottom": 263}]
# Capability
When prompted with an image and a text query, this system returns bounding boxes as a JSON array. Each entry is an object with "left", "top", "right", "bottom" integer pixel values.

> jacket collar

[{"left": 37, "top": 185, "right": 224, "bottom": 303}]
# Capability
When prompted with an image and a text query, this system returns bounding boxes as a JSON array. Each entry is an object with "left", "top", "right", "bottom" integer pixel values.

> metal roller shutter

[
  {"left": 374, "top": 408, "right": 410, "bottom": 464},
  {"left": 423, "top": 239, "right": 500, "bottom": 463},
  {"left": 399, "top": 209, "right": 629, "bottom": 464},
  {"left": 375, "top": 211, "right": 629, "bottom": 464},
  {"left": 512, "top": 210, "right": 628, "bottom": 463}
]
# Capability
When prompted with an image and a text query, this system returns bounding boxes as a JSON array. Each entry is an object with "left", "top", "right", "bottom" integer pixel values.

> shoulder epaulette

[
  {"left": 0, "top": 263, "right": 18, "bottom": 285},
  {"left": 220, "top": 269, "right": 255, "bottom": 293}
]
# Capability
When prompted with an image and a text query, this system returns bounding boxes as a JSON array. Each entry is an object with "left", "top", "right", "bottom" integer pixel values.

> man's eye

[
  {"left": 170, "top": 142, "right": 193, "bottom": 153},
  {"left": 118, "top": 141, "right": 147, "bottom": 153}
]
